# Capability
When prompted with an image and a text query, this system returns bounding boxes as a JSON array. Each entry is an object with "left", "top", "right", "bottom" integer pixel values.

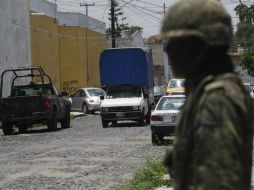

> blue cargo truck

[{"left": 99, "top": 47, "right": 155, "bottom": 128}]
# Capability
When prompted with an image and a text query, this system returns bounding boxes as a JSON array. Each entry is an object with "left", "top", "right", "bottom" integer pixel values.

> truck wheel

[
  {"left": 146, "top": 109, "right": 151, "bottom": 124},
  {"left": 47, "top": 110, "right": 57, "bottom": 131},
  {"left": 2, "top": 122, "right": 13, "bottom": 135},
  {"left": 17, "top": 125, "right": 28, "bottom": 133},
  {"left": 82, "top": 104, "right": 88, "bottom": 114},
  {"left": 60, "top": 107, "right": 70, "bottom": 129},
  {"left": 138, "top": 113, "right": 145, "bottom": 126},
  {"left": 102, "top": 119, "right": 108, "bottom": 128}
]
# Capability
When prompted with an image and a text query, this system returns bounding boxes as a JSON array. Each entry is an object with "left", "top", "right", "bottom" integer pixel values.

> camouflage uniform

[
  {"left": 172, "top": 74, "right": 254, "bottom": 190},
  {"left": 161, "top": 0, "right": 254, "bottom": 189}
]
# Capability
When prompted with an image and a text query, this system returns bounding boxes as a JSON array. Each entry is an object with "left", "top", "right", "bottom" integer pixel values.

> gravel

[{"left": 0, "top": 114, "right": 167, "bottom": 190}]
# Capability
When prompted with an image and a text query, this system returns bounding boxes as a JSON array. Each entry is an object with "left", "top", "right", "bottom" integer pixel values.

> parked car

[
  {"left": 244, "top": 83, "right": 254, "bottom": 98},
  {"left": 166, "top": 78, "right": 185, "bottom": 95},
  {"left": 69, "top": 88, "right": 105, "bottom": 114},
  {"left": 150, "top": 95, "right": 186, "bottom": 145},
  {"left": 153, "top": 86, "right": 165, "bottom": 104},
  {"left": 0, "top": 66, "right": 71, "bottom": 135}
]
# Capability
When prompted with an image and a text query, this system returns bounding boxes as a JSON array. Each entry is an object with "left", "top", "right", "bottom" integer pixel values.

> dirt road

[{"left": 0, "top": 114, "right": 166, "bottom": 190}]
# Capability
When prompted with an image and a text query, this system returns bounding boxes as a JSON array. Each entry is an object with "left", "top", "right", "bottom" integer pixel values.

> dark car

[{"left": 0, "top": 67, "right": 71, "bottom": 135}]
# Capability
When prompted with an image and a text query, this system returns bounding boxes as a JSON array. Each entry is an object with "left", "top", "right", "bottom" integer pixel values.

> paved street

[{"left": 0, "top": 113, "right": 166, "bottom": 190}]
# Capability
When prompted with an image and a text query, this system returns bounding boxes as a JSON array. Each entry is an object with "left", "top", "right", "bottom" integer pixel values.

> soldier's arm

[{"left": 190, "top": 92, "right": 243, "bottom": 190}]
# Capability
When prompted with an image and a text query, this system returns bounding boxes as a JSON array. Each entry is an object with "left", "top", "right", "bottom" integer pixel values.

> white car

[
  {"left": 150, "top": 95, "right": 185, "bottom": 145},
  {"left": 69, "top": 88, "right": 105, "bottom": 114},
  {"left": 244, "top": 83, "right": 254, "bottom": 98}
]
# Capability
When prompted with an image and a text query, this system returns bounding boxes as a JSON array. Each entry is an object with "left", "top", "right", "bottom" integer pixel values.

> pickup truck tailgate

[{"left": 0, "top": 96, "right": 46, "bottom": 115}]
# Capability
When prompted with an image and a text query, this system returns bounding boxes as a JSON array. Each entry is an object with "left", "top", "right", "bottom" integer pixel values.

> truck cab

[{"left": 100, "top": 85, "right": 151, "bottom": 127}]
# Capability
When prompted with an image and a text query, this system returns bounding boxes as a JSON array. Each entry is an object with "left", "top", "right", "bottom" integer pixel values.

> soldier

[{"left": 161, "top": 0, "right": 254, "bottom": 189}]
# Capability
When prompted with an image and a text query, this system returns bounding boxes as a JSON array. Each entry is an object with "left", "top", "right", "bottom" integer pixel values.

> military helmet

[{"left": 161, "top": 0, "right": 233, "bottom": 46}]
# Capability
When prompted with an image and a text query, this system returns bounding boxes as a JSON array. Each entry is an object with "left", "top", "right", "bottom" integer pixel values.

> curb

[{"left": 70, "top": 112, "right": 86, "bottom": 119}]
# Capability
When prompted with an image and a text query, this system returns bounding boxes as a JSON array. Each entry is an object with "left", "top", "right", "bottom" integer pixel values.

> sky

[{"left": 52, "top": 0, "right": 254, "bottom": 38}]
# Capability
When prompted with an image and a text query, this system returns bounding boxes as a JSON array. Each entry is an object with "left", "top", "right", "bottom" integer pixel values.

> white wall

[
  {"left": 30, "top": 0, "right": 106, "bottom": 35},
  {"left": 0, "top": 0, "right": 31, "bottom": 97}
]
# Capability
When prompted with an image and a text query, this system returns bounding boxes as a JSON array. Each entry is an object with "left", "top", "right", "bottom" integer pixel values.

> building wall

[
  {"left": 59, "top": 27, "right": 106, "bottom": 94},
  {"left": 30, "top": 15, "right": 61, "bottom": 88},
  {"left": 0, "top": 0, "right": 31, "bottom": 97}
]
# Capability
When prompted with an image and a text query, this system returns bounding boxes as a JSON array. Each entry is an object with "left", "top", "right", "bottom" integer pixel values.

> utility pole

[
  {"left": 80, "top": 3, "right": 95, "bottom": 16},
  {"left": 111, "top": 0, "right": 116, "bottom": 48},
  {"left": 80, "top": 3, "right": 95, "bottom": 86},
  {"left": 162, "top": 3, "right": 171, "bottom": 84}
]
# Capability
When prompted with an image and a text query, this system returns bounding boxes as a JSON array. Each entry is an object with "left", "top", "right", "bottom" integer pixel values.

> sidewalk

[{"left": 70, "top": 112, "right": 86, "bottom": 119}]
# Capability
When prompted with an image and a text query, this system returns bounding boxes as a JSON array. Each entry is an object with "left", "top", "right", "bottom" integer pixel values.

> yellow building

[
  {"left": 30, "top": 15, "right": 61, "bottom": 88},
  {"left": 30, "top": 0, "right": 106, "bottom": 94}
]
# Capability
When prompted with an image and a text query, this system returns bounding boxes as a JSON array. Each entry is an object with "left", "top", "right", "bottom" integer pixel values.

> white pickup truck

[{"left": 100, "top": 85, "right": 153, "bottom": 128}]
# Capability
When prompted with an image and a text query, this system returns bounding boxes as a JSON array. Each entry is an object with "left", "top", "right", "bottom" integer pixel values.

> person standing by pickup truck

[{"left": 161, "top": 0, "right": 254, "bottom": 189}]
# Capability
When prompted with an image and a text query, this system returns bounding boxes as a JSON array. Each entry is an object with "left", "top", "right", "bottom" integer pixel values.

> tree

[{"left": 234, "top": 4, "right": 254, "bottom": 76}]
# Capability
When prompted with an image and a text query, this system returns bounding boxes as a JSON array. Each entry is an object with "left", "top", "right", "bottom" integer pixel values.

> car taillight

[
  {"left": 44, "top": 98, "right": 51, "bottom": 109},
  {"left": 151, "top": 115, "right": 163, "bottom": 121},
  {"left": 89, "top": 99, "right": 94, "bottom": 103}
]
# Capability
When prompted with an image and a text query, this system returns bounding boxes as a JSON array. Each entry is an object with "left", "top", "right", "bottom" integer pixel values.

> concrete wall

[
  {"left": 59, "top": 27, "right": 106, "bottom": 94},
  {"left": 30, "top": 0, "right": 107, "bottom": 94},
  {"left": 30, "top": 15, "right": 61, "bottom": 88},
  {"left": 0, "top": 0, "right": 31, "bottom": 97}
]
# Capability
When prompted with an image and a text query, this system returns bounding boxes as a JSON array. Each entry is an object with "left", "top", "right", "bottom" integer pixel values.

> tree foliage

[{"left": 234, "top": 4, "right": 254, "bottom": 76}]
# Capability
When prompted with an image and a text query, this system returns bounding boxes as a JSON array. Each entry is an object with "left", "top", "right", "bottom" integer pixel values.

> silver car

[
  {"left": 69, "top": 88, "right": 105, "bottom": 114},
  {"left": 150, "top": 95, "right": 185, "bottom": 145}
]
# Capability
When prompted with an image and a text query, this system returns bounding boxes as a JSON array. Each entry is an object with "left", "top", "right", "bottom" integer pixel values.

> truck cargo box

[{"left": 99, "top": 48, "right": 154, "bottom": 89}]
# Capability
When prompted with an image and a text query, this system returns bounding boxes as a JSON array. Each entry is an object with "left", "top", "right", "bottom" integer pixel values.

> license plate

[{"left": 116, "top": 112, "right": 124, "bottom": 117}]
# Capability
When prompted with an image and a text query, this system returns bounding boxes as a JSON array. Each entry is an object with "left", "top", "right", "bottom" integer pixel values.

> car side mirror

[
  {"left": 100, "top": 95, "right": 104, "bottom": 100},
  {"left": 61, "top": 91, "right": 69, "bottom": 97}
]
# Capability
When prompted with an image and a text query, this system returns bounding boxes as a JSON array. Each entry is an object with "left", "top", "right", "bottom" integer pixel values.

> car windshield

[
  {"left": 106, "top": 86, "right": 142, "bottom": 98},
  {"left": 87, "top": 89, "right": 105, "bottom": 97},
  {"left": 12, "top": 84, "right": 52, "bottom": 96},
  {"left": 156, "top": 97, "right": 185, "bottom": 110},
  {"left": 168, "top": 80, "right": 185, "bottom": 88}
]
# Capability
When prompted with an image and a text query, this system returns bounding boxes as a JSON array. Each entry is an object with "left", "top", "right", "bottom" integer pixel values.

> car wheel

[
  {"left": 17, "top": 125, "right": 28, "bottom": 133},
  {"left": 152, "top": 133, "right": 163, "bottom": 145},
  {"left": 102, "top": 119, "right": 108, "bottom": 128},
  {"left": 2, "top": 122, "right": 13, "bottom": 135},
  {"left": 60, "top": 107, "right": 70, "bottom": 129},
  {"left": 82, "top": 104, "right": 88, "bottom": 114},
  {"left": 47, "top": 109, "right": 57, "bottom": 131}
]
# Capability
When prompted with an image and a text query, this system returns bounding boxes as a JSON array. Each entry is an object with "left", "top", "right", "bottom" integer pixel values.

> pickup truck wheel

[
  {"left": 2, "top": 122, "right": 13, "bottom": 135},
  {"left": 82, "top": 104, "right": 88, "bottom": 114},
  {"left": 112, "top": 121, "right": 117, "bottom": 126},
  {"left": 102, "top": 119, "right": 108, "bottom": 128},
  {"left": 17, "top": 125, "right": 28, "bottom": 133},
  {"left": 47, "top": 110, "right": 57, "bottom": 131},
  {"left": 60, "top": 107, "right": 70, "bottom": 129}
]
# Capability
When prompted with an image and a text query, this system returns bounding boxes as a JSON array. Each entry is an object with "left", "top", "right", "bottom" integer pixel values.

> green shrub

[{"left": 116, "top": 157, "right": 169, "bottom": 190}]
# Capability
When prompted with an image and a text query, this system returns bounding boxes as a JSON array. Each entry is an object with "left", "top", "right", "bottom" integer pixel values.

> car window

[
  {"left": 168, "top": 80, "right": 185, "bottom": 88},
  {"left": 87, "top": 89, "right": 105, "bottom": 97},
  {"left": 106, "top": 86, "right": 141, "bottom": 98},
  {"left": 73, "top": 90, "right": 81, "bottom": 97},
  {"left": 80, "top": 90, "right": 86, "bottom": 97},
  {"left": 12, "top": 84, "right": 52, "bottom": 96},
  {"left": 156, "top": 97, "right": 185, "bottom": 110}
]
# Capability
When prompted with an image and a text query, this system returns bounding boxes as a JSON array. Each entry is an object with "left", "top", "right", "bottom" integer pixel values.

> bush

[{"left": 116, "top": 156, "right": 169, "bottom": 190}]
